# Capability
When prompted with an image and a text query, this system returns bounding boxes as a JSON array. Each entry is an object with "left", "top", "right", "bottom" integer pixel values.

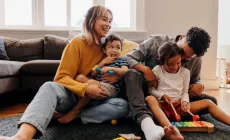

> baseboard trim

[{"left": 202, "top": 79, "right": 219, "bottom": 90}]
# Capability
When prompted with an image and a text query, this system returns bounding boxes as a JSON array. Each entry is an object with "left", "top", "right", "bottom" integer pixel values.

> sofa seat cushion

[
  {"left": 20, "top": 60, "right": 60, "bottom": 76},
  {"left": 0, "top": 60, "right": 24, "bottom": 77}
]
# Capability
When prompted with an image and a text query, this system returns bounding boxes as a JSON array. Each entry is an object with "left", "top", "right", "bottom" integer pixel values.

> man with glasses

[{"left": 124, "top": 27, "right": 216, "bottom": 140}]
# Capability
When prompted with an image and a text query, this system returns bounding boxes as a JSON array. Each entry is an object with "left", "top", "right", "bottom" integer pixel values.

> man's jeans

[
  {"left": 123, "top": 69, "right": 218, "bottom": 125},
  {"left": 19, "top": 82, "right": 129, "bottom": 137}
]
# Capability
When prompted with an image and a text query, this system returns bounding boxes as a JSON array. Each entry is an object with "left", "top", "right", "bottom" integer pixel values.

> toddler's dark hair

[
  {"left": 158, "top": 42, "right": 183, "bottom": 64},
  {"left": 101, "top": 34, "right": 123, "bottom": 50}
]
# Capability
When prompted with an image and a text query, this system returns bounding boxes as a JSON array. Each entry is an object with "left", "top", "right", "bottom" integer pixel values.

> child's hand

[
  {"left": 101, "top": 66, "right": 113, "bottom": 74},
  {"left": 181, "top": 101, "right": 190, "bottom": 112},
  {"left": 162, "top": 94, "right": 172, "bottom": 104},
  {"left": 100, "top": 56, "right": 116, "bottom": 66}
]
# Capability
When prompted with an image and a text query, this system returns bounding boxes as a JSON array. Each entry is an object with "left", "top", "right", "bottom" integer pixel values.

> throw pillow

[
  {"left": 120, "top": 39, "right": 138, "bottom": 57},
  {"left": 44, "top": 34, "right": 69, "bottom": 60},
  {"left": 0, "top": 36, "right": 10, "bottom": 60}
]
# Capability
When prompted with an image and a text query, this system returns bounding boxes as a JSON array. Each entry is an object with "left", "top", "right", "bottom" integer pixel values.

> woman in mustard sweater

[{"left": 0, "top": 5, "right": 129, "bottom": 140}]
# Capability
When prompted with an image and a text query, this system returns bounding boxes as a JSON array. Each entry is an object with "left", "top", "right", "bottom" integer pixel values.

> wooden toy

[
  {"left": 113, "top": 137, "right": 126, "bottom": 140},
  {"left": 113, "top": 133, "right": 141, "bottom": 140},
  {"left": 170, "top": 102, "right": 181, "bottom": 121},
  {"left": 187, "top": 110, "right": 200, "bottom": 121},
  {"left": 171, "top": 121, "right": 214, "bottom": 133}
]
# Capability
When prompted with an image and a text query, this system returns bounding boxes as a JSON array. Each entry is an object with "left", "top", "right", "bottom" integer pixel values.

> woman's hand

[
  {"left": 143, "top": 67, "right": 158, "bottom": 88},
  {"left": 162, "top": 94, "right": 172, "bottom": 104},
  {"left": 86, "top": 84, "right": 108, "bottom": 100},
  {"left": 181, "top": 101, "right": 190, "bottom": 112},
  {"left": 101, "top": 73, "right": 121, "bottom": 84}
]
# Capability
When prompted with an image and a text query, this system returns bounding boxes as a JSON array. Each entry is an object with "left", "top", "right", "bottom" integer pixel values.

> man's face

[{"left": 176, "top": 36, "right": 196, "bottom": 60}]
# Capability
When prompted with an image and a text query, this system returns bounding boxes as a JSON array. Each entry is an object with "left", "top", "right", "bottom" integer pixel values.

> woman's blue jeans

[{"left": 18, "top": 82, "right": 129, "bottom": 137}]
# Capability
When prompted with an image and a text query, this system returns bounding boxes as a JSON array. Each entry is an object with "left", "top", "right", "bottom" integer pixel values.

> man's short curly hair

[{"left": 186, "top": 27, "right": 211, "bottom": 57}]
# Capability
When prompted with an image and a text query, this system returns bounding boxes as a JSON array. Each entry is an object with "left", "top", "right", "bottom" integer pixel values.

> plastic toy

[{"left": 95, "top": 67, "right": 114, "bottom": 74}]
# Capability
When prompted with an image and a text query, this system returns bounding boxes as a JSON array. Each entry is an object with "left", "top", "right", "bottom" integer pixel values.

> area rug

[{"left": 0, "top": 114, "right": 230, "bottom": 140}]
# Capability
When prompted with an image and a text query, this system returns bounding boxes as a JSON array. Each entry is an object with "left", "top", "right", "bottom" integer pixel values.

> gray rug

[{"left": 0, "top": 114, "right": 230, "bottom": 140}]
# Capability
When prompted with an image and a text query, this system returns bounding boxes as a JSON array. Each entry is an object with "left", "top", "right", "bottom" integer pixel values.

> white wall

[{"left": 0, "top": 0, "right": 219, "bottom": 89}]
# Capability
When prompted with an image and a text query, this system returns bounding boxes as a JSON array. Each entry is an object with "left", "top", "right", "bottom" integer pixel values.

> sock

[{"left": 141, "top": 117, "right": 164, "bottom": 140}]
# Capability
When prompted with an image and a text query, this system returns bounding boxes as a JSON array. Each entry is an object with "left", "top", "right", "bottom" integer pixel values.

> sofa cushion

[
  {"left": 20, "top": 60, "right": 60, "bottom": 76},
  {"left": 4, "top": 37, "right": 44, "bottom": 61},
  {"left": 0, "top": 60, "right": 24, "bottom": 77},
  {"left": 0, "top": 37, "right": 10, "bottom": 60},
  {"left": 120, "top": 39, "right": 138, "bottom": 57},
  {"left": 44, "top": 34, "right": 69, "bottom": 60}
]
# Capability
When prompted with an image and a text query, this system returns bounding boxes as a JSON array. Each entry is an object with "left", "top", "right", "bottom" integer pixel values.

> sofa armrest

[{"left": 0, "top": 60, "right": 24, "bottom": 78}]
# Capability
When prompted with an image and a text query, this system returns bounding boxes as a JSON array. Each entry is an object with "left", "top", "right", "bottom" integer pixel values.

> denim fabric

[{"left": 18, "top": 82, "right": 129, "bottom": 138}]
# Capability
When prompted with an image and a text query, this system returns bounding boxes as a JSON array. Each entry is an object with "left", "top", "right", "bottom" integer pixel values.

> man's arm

[
  {"left": 188, "top": 57, "right": 204, "bottom": 96},
  {"left": 125, "top": 36, "right": 155, "bottom": 69}
]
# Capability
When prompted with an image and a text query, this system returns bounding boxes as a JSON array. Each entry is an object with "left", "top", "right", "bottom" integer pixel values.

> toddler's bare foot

[
  {"left": 58, "top": 110, "right": 80, "bottom": 124},
  {"left": 164, "top": 125, "right": 184, "bottom": 140}
]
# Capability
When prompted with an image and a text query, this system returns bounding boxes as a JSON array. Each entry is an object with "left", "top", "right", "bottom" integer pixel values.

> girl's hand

[
  {"left": 101, "top": 66, "right": 113, "bottom": 74},
  {"left": 181, "top": 101, "right": 190, "bottom": 112},
  {"left": 86, "top": 84, "right": 108, "bottom": 100},
  {"left": 162, "top": 94, "right": 172, "bottom": 104}
]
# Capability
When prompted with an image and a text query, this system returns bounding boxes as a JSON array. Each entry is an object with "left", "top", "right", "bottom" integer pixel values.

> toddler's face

[
  {"left": 163, "top": 55, "right": 181, "bottom": 73},
  {"left": 103, "top": 40, "right": 122, "bottom": 58}
]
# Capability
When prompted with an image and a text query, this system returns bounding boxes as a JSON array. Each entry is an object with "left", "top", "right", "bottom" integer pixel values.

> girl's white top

[{"left": 149, "top": 65, "right": 190, "bottom": 103}]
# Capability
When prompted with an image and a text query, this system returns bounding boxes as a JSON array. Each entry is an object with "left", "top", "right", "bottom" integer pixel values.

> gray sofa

[{"left": 0, "top": 35, "right": 69, "bottom": 95}]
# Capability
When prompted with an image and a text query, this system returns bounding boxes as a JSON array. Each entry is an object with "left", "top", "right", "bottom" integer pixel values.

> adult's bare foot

[
  {"left": 164, "top": 125, "right": 184, "bottom": 140},
  {"left": 58, "top": 110, "right": 80, "bottom": 124}
]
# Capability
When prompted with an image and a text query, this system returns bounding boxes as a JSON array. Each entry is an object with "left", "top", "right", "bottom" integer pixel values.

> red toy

[
  {"left": 187, "top": 110, "right": 200, "bottom": 121},
  {"left": 170, "top": 102, "right": 181, "bottom": 121}
]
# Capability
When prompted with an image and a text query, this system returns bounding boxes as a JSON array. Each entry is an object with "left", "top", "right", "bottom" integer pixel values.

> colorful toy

[
  {"left": 187, "top": 110, "right": 200, "bottom": 121},
  {"left": 95, "top": 67, "right": 114, "bottom": 74},
  {"left": 171, "top": 121, "right": 214, "bottom": 133},
  {"left": 170, "top": 102, "right": 181, "bottom": 121},
  {"left": 113, "top": 134, "right": 141, "bottom": 140}
]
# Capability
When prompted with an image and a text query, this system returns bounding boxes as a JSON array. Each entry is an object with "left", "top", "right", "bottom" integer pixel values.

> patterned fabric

[
  {"left": 0, "top": 37, "right": 10, "bottom": 60},
  {"left": 95, "top": 57, "right": 128, "bottom": 92}
]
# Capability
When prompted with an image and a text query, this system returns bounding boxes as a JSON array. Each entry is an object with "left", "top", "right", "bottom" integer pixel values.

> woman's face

[
  {"left": 94, "top": 12, "right": 112, "bottom": 40},
  {"left": 103, "top": 40, "right": 122, "bottom": 59},
  {"left": 163, "top": 54, "right": 181, "bottom": 73}
]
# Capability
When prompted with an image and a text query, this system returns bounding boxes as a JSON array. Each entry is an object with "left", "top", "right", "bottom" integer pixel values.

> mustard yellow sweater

[{"left": 54, "top": 36, "right": 104, "bottom": 97}]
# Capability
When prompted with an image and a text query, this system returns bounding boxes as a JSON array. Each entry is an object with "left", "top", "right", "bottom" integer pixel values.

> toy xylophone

[{"left": 171, "top": 121, "right": 214, "bottom": 133}]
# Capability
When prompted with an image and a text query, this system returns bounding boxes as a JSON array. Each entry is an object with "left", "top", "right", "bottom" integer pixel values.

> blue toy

[{"left": 96, "top": 67, "right": 114, "bottom": 74}]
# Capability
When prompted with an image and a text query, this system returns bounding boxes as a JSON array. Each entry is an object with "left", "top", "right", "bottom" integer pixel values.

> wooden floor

[{"left": 1, "top": 88, "right": 230, "bottom": 119}]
